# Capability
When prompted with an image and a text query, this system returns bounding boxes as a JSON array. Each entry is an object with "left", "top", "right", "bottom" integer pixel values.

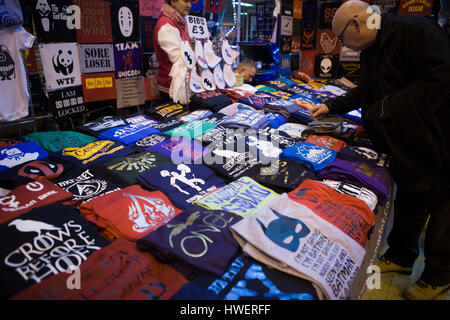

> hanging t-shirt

[
  {"left": 0, "top": 26, "right": 35, "bottom": 121},
  {"left": 305, "top": 135, "right": 347, "bottom": 152},
  {"left": 146, "top": 137, "right": 211, "bottom": 164},
  {"left": 0, "top": 202, "right": 109, "bottom": 298},
  {"left": 0, "top": 156, "right": 75, "bottom": 190},
  {"left": 316, "top": 158, "right": 392, "bottom": 205},
  {"left": 0, "top": 141, "right": 48, "bottom": 172},
  {"left": 288, "top": 179, "right": 376, "bottom": 247},
  {"left": 194, "top": 176, "right": 280, "bottom": 218},
  {"left": 220, "top": 110, "right": 269, "bottom": 131},
  {"left": 249, "top": 159, "right": 317, "bottom": 193},
  {"left": 230, "top": 193, "right": 366, "bottom": 300},
  {"left": 206, "top": 254, "right": 319, "bottom": 300},
  {"left": 77, "top": 116, "right": 127, "bottom": 137},
  {"left": 280, "top": 142, "right": 337, "bottom": 172},
  {"left": 23, "top": 131, "right": 97, "bottom": 153},
  {"left": 145, "top": 103, "right": 189, "bottom": 122},
  {"left": 54, "top": 140, "right": 135, "bottom": 169},
  {"left": 137, "top": 205, "right": 242, "bottom": 276},
  {"left": 137, "top": 163, "right": 225, "bottom": 210},
  {"left": 98, "top": 123, "right": 161, "bottom": 146},
  {"left": 0, "top": 0, "right": 23, "bottom": 26},
  {"left": 12, "top": 238, "right": 188, "bottom": 300},
  {"left": 55, "top": 167, "right": 123, "bottom": 205},
  {"left": 163, "top": 121, "right": 217, "bottom": 139},
  {"left": 0, "top": 179, "right": 73, "bottom": 224},
  {"left": 101, "top": 151, "right": 172, "bottom": 184},
  {"left": 133, "top": 134, "right": 170, "bottom": 152},
  {"left": 79, "top": 185, "right": 182, "bottom": 241}
]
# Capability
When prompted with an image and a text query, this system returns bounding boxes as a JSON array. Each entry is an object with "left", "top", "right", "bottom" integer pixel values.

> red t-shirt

[{"left": 305, "top": 135, "right": 347, "bottom": 151}]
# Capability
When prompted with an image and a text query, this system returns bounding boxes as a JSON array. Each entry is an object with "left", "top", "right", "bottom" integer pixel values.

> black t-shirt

[
  {"left": 0, "top": 202, "right": 110, "bottom": 298},
  {"left": 145, "top": 103, "right": 189, "bottom": 122},
  {"left": 77, "top": 116, "right": 127, "bottom": 137},
  {"left": 132, "top": 134, "right": 171, "bottom": 152},
  {"left": 190, "top": 91, "right": 233, "bottom": 112},
  {"left": 0, "top": 156, "right": 75, "bottom": 190}
]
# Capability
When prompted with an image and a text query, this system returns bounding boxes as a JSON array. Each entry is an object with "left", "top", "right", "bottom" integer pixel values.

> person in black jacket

[{"left": 309, "top": 0, "right": 450, "bottom": 300}]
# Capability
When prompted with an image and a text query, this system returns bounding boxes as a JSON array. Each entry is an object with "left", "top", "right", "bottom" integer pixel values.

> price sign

[{"left": 186, "top": 15, "right": 209, "bottom": 39}]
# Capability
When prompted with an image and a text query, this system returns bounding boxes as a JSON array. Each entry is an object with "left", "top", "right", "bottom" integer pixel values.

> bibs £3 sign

[{"left": 186, "top": 15, "right": 209, "bottom": 39}]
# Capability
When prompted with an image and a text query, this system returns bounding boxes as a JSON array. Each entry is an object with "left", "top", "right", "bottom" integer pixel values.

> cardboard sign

[
  {"left": 111, "top": 1, "right": 140, "bottom": 42},
  {"left": 398, "top": 0, "right": 434, "bottom": 16},
  {"left": 48, "top": 85, "right": 86, "bottom": 119},
  {"left": 32, "top": 0, "right": 76, "bottom": 43},
  {"left": 317, "top": 30, "right": 340, "bottom": 54},
  {"left": 79, "top": 44, "right": 115, "bottom": 74},
  {"left": 300, "top": 50, "right": 315, "bottom": 76},
  {"left": 116, "top": 77, "right": 145, "bottom": 108},
  {"left": 293, "top": 0, "right": 303, "bottom": 19},
  {"left": 73, "top": 0, "right": 113, "bottom": 43},
  {"left": 186, "top": 15, "right": 209, "bottom": 39},
  {"left": 144, "top": 76, "right": 160, "bottom": 100},
  {"left": 39, "top": 42, "right": 82, "bottom": 91},
  {"left": 140, "top": 16, "right": 157, "bottom": 53},
  {"left": 139, "top": 0, "right": 164, "bottom": 17},
  {"left": 314, "top": 54, "right": 340, "bottom": 78},
  {"left": 301, "top": 24, "right": 316, "bottom": 50},
  {"left": 113, "top": 41, "right": 142, "bottom": 79},
  {"left": 318, "top": 1, "right": 340, "bottom": 29},
  {"left": 142, "top": 52, "right": 159, "bottom": 77},
  {"left": 280, "top": 15, "right": 293, "bottom": 36},
  {"left": 81, "top": 72, "right": 116, "bottom": 102}
]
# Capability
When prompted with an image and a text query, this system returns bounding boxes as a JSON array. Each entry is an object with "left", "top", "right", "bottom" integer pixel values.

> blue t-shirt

[
  {"left": 280, "top": 142, "right": 337, "bottom": 171},
  {"left": 265, "top": 113, "right": 288, "bottom": 129},
  {"left": 98, "top": 123, "right": 161, "bottom": 146},
  {"left": 0, "top": 141, "right": 48, "bottom": 171}
]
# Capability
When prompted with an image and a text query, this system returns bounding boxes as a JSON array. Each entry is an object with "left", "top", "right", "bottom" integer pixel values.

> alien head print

[
  {"left": 111, "top": 1, "right": 140, "bottom": 42},
  {"left": 314, "top": 54, "right": 339, "bottom": 79},
  {"left": 32, "top": 0, "right": 77, "bottom": 43},
  {"left": 39, "top": 42, "right": 81, "bottom": 90},
  {"left": 0, "top": 26, "right": 35, "bottom": 121}
]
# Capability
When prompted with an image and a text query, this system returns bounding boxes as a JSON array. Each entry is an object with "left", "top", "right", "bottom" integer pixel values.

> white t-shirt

[{"left": 0, "top": 26, "right": 35, "bottom": 121}]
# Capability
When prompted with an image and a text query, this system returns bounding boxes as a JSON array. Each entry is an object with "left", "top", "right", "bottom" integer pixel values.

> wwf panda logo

[
  {"left": 0, "top": 45, "right": 15, "bottom": 81},
  {"left": 52, "top": 49, "right": 74, "bottom": 75}
]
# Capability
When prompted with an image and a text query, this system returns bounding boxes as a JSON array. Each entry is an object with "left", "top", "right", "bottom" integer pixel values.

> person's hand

[{"left": 309, "top": 104, "right": 330, "bottom": 119}]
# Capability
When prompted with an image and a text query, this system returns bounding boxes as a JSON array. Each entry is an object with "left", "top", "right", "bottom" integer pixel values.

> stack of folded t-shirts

[
  {"left": 218, "top": 103, "right": 257, "bottom": 116},
  {"left": 79, "top": 185, "right": 182, "bottom": 242},
  {"left": 300, "top": 119, "right": 344, "bottom": 139},
  {"left": 77, "top": 115, "right": 126, "bottom": 137},
  {"left": 177, "top": 109, "right": 213, "bottom": 123},
  {"left": 280, "top": 142, "right": 337, "bottom": 172},
  {"left": 0, "top": 141, "right": 49, "bottom": 172},
  {"left": 98, "top": 123, "right": 161, "bottom": 146},
  {"left": 265, "top": 113, "right": 288, "bottom": 129},
  {"left": 163, "top": 120, "right": 217, "bottom": 139},
  {"left": 220, "top": 109, "right": 269, "bottom": 130},
  {"left": 278, "top": 123, "right": 308, "bottom": 140},
  {"left": 238, "top": 94, "right": 278, "bottom": 110},
  {"left": 23, "top": 131, "right": 97, "bottom": 153},
  {"left": 189, "top": 91, "right": 232, "bottom": 112},
  {"left": 305, "top": 135, "right": 348, "bottom": 152},
  {"left": 145, "top": 102, "right": 189, "bottom": 122}
]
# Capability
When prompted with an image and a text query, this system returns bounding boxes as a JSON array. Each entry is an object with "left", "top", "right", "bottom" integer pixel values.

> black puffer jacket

[{"left": 325, "top": 13, "right": 450, "bottom": 192}]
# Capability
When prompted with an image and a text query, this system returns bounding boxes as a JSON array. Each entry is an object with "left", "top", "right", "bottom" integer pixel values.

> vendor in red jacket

[{"left": 154, "top": 0, "right": 192, "bottom": 104}]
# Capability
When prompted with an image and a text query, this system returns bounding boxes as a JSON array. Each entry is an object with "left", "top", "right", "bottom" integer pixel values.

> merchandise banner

[
  {"left": 280, "top": 15, "right": 293, "bottom": 36},
  {"left": 116, "top": 77, "right": 145, "bottom": 108},
  {"left": 300, "top": 50, "right": 316, "bottom": 76},
  {"left": 139, "top": 0, "right": 164, "bottom": 17},
  {"left": 293, "top": 0, "right": 303, "bottom": 19},
  {"left": 300, "top": 24, "right": 316, "bottom": 50},
  {"left": 113, "top": 41, "right": 142, "bottom": 79},
  {"left": 140, "top": 16, "right": 157, "bottom": 53},
  {"left": 142, "top": 52, "right": 159, "bottom": 77},
  {"left": 318, "top": 1, "right": 340, "bottom": 29},
  {"left": 73, "top": 0, "right": 113, "bottom": 43},
  {"left": 314, "top": 53, "right": 340, "bottom": 79},
  {"left": 398, "top": 0, "right": 434, "bottom": 16},
  {"left": 31, "top": 0, "right": 77, "bottom": 43},
  {"left": 48, "top": 85, "right": 86, "bottom": 119},
  {"left": 317, "top": 29, "right": 340, "bottom": 54},
  {"left": 144, "top": 76, "right": 160, "bottom": 100},
  {"left": 79, "top": 44, "right": 115, "bottom": 74},
  {"left": 81, "top": 72, "right": 117, "bottom": 103},
  {"left": 39, "top": 42, "right": 81, "bottom": 91},
  {"left": 111, "top": 0, "right": 140, "bottom": 42}
]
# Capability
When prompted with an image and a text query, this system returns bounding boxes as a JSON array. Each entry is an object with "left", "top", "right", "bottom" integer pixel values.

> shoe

[
  {"left": 403, "top": 280, "right": 450, "bottom": 300},
  {"left": 377, "top": 255, "right": 413, "bottom": 274}
]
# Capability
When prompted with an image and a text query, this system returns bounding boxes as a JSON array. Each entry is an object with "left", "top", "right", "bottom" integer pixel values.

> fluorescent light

[{"left": 232, "top": 1, "right": 255, "bottom": 7}]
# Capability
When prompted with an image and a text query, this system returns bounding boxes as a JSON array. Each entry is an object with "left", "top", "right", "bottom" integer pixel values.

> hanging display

[
  {"left": 190, "top": 67, "right": 204, "bottom": 93},
  {"left": 317, "top": 30, "right": 340, "bottom": 54},
  {"left": 79, "top": 44, "right": 115, "bottom": 74},
  {"left": 48, "top": 85, "right": 86, "bottom": 119},
  {"left": 195, "top": 40, "right": 208, "bottom": 69},
  {"left": 314, "top": 53, "right": 340, "bottom": 79},
  {"left": 142, "top": 52, "right": 159, "bottom": 77},
  {"left": 203, "top": 39, "right": 221, "bottom": 68},
  {"left": 213, "top": 64, "right": 225, "bottom": 89},
  {"left": 180, "top": 40, "right": 196, "bottom": 69},
  {"left": 113, "top": 41, "right": 142, "bottom": 79},
  {"left": 73, "top": 0, "right": 113, "bottom": 43},
  {"left": 318, "top": 1, "right": 340, "bottom": 29},
  {"left": 111, "top": 0, "right": 140, "bottom": 42},
  {"left": 81, "top": 72, "right": 117, "bottom": 102},
  {"left": 398, "top": 0, "right": 434, "bottom": 16},
  {"left": 221, "top": 40, "right": 239, "bottom": 65},
  {"left": 293, "top": 0, "right": 303, "bottom": 19},
  {"left": 223, "top": 64, "right": 236, "bottom": 88},
  {"left": 201, "top": 69, "right": 216, "bottom": 91},
  {"left": 300, "top": 49, "right": 315, "bottom": 75},
  {"left": 39, "top": 42, "right": 82, "bottom": 91},
  {"left": 205, "top": 0, "right": 222, "bottom": 13},
  {"left": 116, "top": 77, "right": 146, "bottom": 108},
  {"left": 300, "top": 24, "right": 316, "bottom": 50},
  {"left": 140, "top": 16, "right": 157, "bottom": 53},
  {"left": 280, "top": 15, "right": 293, "bottom": 36},
  {"left": 139, "top": 0, "right": 164, "bottom": 17}
]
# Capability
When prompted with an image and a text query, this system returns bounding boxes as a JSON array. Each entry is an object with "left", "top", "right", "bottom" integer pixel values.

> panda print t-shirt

[{"left": 0, "top": 26, "right": 35, "bottom": 121}]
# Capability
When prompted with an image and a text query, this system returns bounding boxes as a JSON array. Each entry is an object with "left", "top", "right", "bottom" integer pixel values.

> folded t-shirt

[
  {"left": 177, "top": 109, "right": 213, "bottom": 123},
  {"left": 137, "top": 163, "right": 225, "bottom": 210},
  {"left": 0, "top": 141, "right": 48, "bottom": 172},
  {"left": 163, "top": 121, "right": 217, "bottom": 139},
  {"left": 132, "top": 134, "right": 170, "bottom": 152},
  {"left": 305, "top": 135, "right": 347, "bottom": 152},
  {"left": 0, "top": 138, "right": 23, "bottom": 150},
  {"left": 23, "top": 131, "right": 97, "bottom": 153},
  {"left": 145, "top": 103, "right": 189, "bottom": 122},
  {"left": 265, "top": 113, "right": 288, "bottom": 129},
  {"left": 146, "top": 137, "right": 211, "bottom": 164},
  {"left": 280, "top": 142, "right": 337, "bottom": 172},
  {"left": 189, "top": 91, "right": 233, "bottom": 112},
  {"left": 220, "top": 110, "right": 269, "bottom": 130},
  {"left": 98, "top": 123, "right": 161, "bottom": 146},
  {"left": 77, "top": 115, "right": 126, "bottom": 136}
]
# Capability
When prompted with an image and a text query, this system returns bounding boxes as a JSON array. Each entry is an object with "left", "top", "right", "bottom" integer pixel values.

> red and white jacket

[{"left": 153, "top": 5, "right": 191, "bottom": 104}]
